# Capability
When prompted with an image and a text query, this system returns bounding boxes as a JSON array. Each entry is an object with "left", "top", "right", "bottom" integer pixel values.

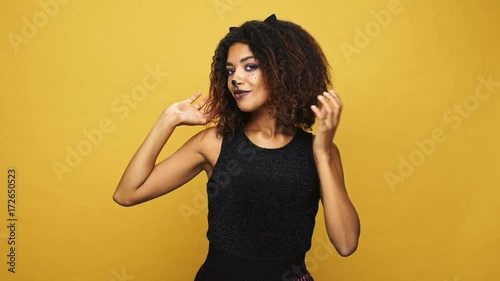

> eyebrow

[{"left": 225, "top": 56, "right": 255, "bottom": 66}]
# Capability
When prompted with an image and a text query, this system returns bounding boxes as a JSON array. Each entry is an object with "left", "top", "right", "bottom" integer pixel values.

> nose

[
  {"left": 229, "top": 67, "right": 245, "bottom": 87},
  {"left": 230, "top": 78, "right": 243, "bottom": 88}
]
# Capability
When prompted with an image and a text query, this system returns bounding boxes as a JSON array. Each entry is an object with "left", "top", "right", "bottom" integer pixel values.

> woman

[{"left": 113, "top": 14, "right": 360, "bottom": 281}]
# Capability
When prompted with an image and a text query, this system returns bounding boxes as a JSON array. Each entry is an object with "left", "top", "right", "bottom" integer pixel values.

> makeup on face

[
  {"left": 225, "top": 55, "right": 260, "bottom": 94},
  {"left": 225, "top": 43, "right": 270, "bottom": 111},
  {"left": 227, "top": 64, "right": 258, "bottom": 99}
]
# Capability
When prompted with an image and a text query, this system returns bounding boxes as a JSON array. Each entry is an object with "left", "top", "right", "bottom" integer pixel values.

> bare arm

[
  {"left": 311, "top": 90, "right": 360, "bottom": 256},
  {"left": 113, "top": 93, "right": 210, "bottom": 206},
  {"left": 314, "top": 144, "right": 360, "bottom": 257}
]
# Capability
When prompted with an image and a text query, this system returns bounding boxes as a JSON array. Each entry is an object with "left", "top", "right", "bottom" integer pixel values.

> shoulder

[
  {"left": 189, "top": 126, "right": 222, "bottom": 148},
  {"left": 190, "top": 126, "right": 223, "bottom": 169}
]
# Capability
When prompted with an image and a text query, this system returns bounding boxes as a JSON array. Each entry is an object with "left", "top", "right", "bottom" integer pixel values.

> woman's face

[{"left": 225, "top": 43, "right": 270, "bottom": 113}]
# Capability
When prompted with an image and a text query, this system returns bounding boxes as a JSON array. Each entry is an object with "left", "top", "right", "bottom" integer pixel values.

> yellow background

[{"left": 1, "top": 0, "right": 499, "bottom": 280}]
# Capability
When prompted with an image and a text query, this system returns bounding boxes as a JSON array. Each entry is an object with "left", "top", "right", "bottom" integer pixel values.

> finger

[
  {"left": 187, "top": 92, "right": 203, "bottom": 103},
  {"left": 323, "top": 91, "right": 341, "bottom": 109},
  {"left": 200, "top": 107, "right": 211, "bottom": 118},
  {"left": 322, "top": 91, "right": 338, "bottom": 107},
  {"left": 195, "top": 95, "right": 210, "bottom": 109},
  {"left": 310, "top": 105, "right": 324, "bottom": 119},
  {"left": 318, "top": 94, "right": 333, "bottom": 114},
  {"left": 328, "top": 90, "right": 343, "bottom": 108},
  {"left": 324, "top": 92, "right": 343, "bottom": 122},
  {"left": 203, "top": 112, "right": 212, "bottom": 121},
  {"left": 321, "top": 93, "right": 343, "bottom": 128}
]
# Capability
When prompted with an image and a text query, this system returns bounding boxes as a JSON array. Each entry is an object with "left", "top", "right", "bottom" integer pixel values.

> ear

[{"left": 264, "top": 14, "right": 278, "bottom": 25}]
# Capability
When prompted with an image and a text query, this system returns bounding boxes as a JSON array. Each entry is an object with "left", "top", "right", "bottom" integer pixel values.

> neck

[{"left": 245, "top": 107, "right": 295, "bottom": 137}]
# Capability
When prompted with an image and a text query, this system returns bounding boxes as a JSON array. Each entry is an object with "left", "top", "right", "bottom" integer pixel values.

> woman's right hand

[
  {"left": 163, "top": 92, "right": 211, "bottom": 126},
  {"left": 114, "top": 92, "right": 214, "bottom": 207}
]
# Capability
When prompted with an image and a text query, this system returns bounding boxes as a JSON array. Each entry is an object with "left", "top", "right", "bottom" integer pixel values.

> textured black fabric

[
  {"left": 194, "top": 245, "right": 314, "bottom": 281},
  {"left": 206, "top": 127, "right": 320, "bottom": 258}
]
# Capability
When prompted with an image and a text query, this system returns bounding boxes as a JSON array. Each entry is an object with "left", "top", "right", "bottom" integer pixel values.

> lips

[{"left": 233, "top": 89, "right": 251, "bottom": 99}]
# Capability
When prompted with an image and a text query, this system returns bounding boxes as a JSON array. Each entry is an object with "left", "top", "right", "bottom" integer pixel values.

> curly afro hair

[{"left": 205, "top": 15, "right": 332, "bottom": 137}]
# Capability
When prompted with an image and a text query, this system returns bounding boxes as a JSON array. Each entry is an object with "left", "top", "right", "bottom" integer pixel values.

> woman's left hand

[{"left": 310, "top": 90, "right": 343, "bottom": 154}]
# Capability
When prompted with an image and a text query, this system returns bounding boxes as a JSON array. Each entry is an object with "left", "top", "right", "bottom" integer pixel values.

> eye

[
  {"left": 245, "top": 64, "right": 259, "bottom": 71},
  {"left": 225, "top": 68, "right": 235, "bottom": 76}
]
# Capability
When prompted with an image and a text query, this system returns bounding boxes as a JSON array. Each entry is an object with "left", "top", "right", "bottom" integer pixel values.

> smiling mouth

[{"left": 233, "top": 90, "right": 251, "bottom": 99}]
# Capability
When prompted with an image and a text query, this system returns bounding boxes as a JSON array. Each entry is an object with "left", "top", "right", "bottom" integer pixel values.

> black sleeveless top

[{"left": 206, "top": 128, "right": 320, "bottom": 258}]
